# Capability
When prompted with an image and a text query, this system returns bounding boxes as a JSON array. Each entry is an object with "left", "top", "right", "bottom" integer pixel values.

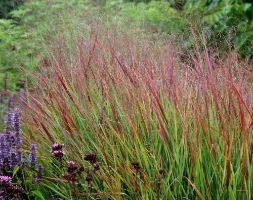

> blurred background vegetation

[{"left": 0, "top": 0, "right": 252, "bottom": 91}]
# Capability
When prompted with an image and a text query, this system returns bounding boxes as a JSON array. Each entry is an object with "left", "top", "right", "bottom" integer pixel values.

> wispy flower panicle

[{"left": 29, "top": 144, "right": 37, "bottom": 168}]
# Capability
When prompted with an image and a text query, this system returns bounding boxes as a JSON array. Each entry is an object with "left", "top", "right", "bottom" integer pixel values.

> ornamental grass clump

[{"left": 23, "top": 27, "right": 253, "bottom": 199}]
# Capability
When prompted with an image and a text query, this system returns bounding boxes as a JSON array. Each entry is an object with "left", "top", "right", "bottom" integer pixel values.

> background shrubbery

[
  {"left": 0, "top": 0, "right": 24, "bottom": 18},
  {"left": 0, "top": 0, "right": 252, "bottom": 91}
]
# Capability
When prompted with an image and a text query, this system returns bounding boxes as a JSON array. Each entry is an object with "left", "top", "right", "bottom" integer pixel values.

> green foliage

[
  {"left": 184, "top": 0, "right": 253, "bottom": 58},
  {"left": 0, "top": 0, "right": 91, "bottom": 91},
  {"left": 121, "top": 1, "right": 185, "bottom": 32},
  {"left": 0, "top": 18, "right": 36, "bottom": 91},
  {"left": 0, "top": 0, "right": 24, "bottom": 18},
  {"left": 107, "top": 0, "right": 253, "bottom": 58}
]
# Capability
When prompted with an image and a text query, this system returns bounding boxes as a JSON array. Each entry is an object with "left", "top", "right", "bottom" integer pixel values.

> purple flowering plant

[{"left": 0, "top": 104, "right": 44, "bottom": 199}]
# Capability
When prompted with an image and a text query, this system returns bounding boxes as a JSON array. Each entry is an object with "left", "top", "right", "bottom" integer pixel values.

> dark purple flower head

[
  {"left": 29, "top": 144, "right": 37, "bottom": 168},
  {"left": 63, "top": 172, "right": 78, "bottom": 182},
  {"left": 85, "top": 173, "right": 93, "bottom": 183},
  {"left": 131, "top": 161, "right": 141, "bottom": 171},
  {"left": 67, "top": 160, "right": 78, "bottom": 173},
  {"left": 51, "top": 143, "right": 64, "bottom": 151},
  {"left": 51, "top": 143, "right": 65, "bottom": 159},
  {"left": 51, "top": 150, "right": 65, "bottom": 159},
  {"left": 0, "top": 176, "right": 12, "bottom": 185},
  {"left": 84, "top": 153, "right": 97, "bottom": 164}
]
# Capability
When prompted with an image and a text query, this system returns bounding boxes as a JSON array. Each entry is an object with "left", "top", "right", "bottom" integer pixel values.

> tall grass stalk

[{"left": 23, "top": 27, "right": 253, "bottom": 199}]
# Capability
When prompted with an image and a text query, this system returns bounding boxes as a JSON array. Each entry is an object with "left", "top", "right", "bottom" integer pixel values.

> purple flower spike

[
  {"left": 0, "top": 134, "right": 10, "bottom": 159},
  {"left": 4, "top": 111, "right": 13, "bottom": 136},
  {"left": 9, "top": 148, "right": 18, "bottom": 167},
  {"left": 29, "top": 144, "right": 37, "bottom": 168},
  {"left": 13, "top": 108, "right": 22, "bottom": 147},
  {"left": 35, "top": 165, "right": 44, "bottom": 184}
]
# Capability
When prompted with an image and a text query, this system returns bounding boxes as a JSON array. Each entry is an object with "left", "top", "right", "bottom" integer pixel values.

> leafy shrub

[
  {"left": 0, "top": 0, "right": 252, "bottom": 93},
  {"left": 0, "top": 18, "right": 35, "bottom": 91},
  {"left": 0, "top": 0, "right": 92, "bottom": 91},
  {"left": 184, "top": 0, "right": 253, "bottom": 58},
  {"left": 0, "top": 0, "right": 24, "bottom": 18},
  {"left": 107, "top": 0, "right": 253, "bottom": 58}
]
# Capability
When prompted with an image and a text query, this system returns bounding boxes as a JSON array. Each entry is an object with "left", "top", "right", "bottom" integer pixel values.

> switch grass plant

[{"left": 23, "top": 26, "right": 253, "bottom": 199}]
